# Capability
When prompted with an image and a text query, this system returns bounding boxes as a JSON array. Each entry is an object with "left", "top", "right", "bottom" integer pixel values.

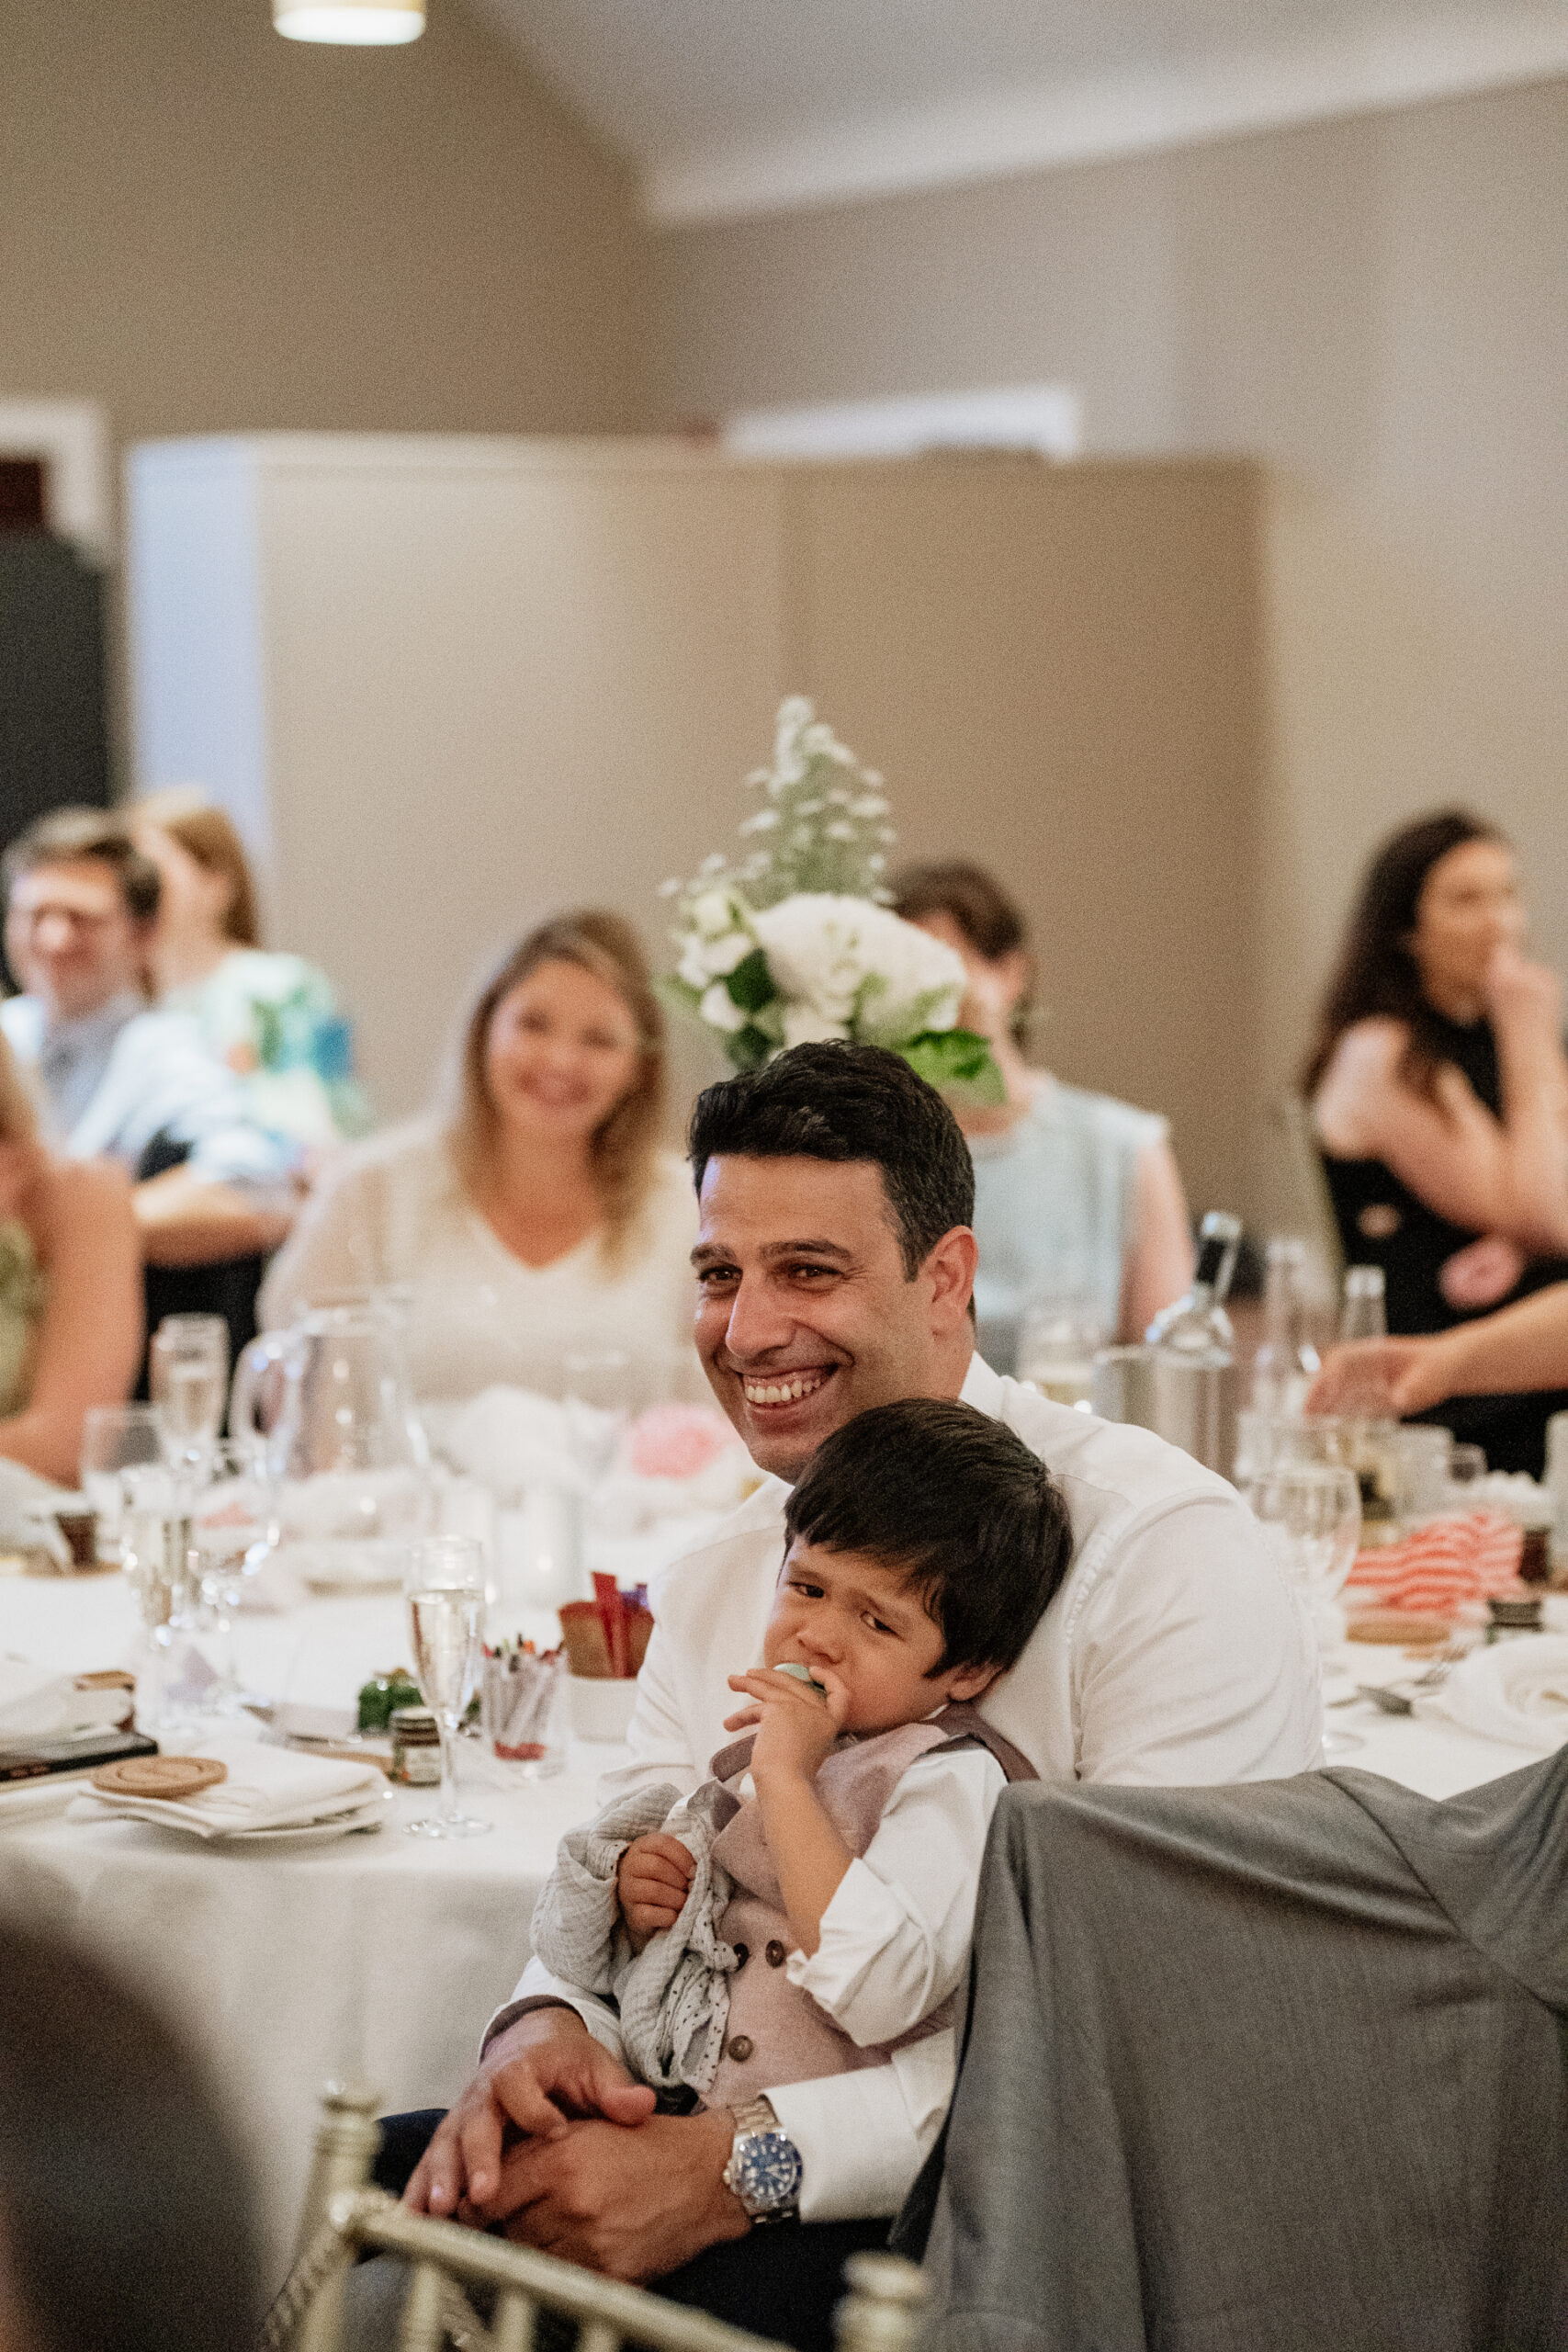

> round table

[
  {"left": 0, "top": 1564, "right": 631, "bottom": 2274},
  {"left": 2, "top": 1562, "right": 1557, "bottom": 2278}
]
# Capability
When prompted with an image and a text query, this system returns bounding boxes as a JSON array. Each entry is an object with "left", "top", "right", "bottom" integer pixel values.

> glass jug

[{"left": 230, "top": 1305, "right": 431, "bottom": 1589}]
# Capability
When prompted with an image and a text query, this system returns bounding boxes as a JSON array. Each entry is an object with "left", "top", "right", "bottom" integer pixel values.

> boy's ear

[{"left": 943, "top": 1659, "right": 998, "bottom": 1704}]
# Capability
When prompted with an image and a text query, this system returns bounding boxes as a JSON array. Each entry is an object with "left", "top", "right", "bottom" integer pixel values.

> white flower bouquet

[{"left": 661, "top": 699, "right": 1002, "bottom": 1100}]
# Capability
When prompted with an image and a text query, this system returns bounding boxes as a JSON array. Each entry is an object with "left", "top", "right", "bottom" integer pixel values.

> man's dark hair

[
  {"left": 0, "top": 1917, "right": 261, "bottom": 2352},
  {"left": 688, "top": 1042, "right": 975, "bottom": 1277},
  {"left": 784, "top": 1397, "right": 1073, "bottom": 1675},
  {"left": 2, "top": 807, "right": 162, "bottom": 923}
]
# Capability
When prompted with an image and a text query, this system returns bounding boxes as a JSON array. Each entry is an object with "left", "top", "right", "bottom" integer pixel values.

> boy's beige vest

[{"left": 704, "top": 1704, "right": 1035, "bottom": 2112}]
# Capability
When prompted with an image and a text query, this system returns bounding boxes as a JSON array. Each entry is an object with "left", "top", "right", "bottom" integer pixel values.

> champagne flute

[
  {"left": 151, "top": 1314, "right": 231, "bottom": 1478},
  {"left": 404, "top": 1534, "right": 491, "bottom": 1838},
  {"left": 189, "top": 1440, "right": 277, "bottom": 1711}
]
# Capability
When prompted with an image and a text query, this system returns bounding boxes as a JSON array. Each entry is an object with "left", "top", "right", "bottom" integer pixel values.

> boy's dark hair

[
  {"left": 2, "top": 807, "right": 162, "bottom": 923},
  {"left": 687, "top": 1042, "right": 975, "bottom": 1278},
  {"left": 783, "top": 1397, "right": 1073, "bottom": 1676}
]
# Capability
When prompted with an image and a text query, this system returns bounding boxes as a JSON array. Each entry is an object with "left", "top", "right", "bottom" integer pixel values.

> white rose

[
  {"left": 702, "top": 930, "right": 754, "bottom": 978},
  {"left": 676, "top": 936, "right": 710, "bottom": 990},
  {"left": 783, "top": 1005, "right": 851, "bottom": 1050},
  {"left": 692, "top": 889, "right": 735, "bottom": 938},
  {"left": 699, "top": 981, "right": 749, "bottom": 1035},
  {"left": 752, "top": 895, "right": 964, "bottom": 1043}
]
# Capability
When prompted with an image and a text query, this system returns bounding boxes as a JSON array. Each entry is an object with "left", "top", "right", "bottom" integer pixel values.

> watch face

[{"left": 735, "top": 2129, "right": 803, "bottom": 2212}]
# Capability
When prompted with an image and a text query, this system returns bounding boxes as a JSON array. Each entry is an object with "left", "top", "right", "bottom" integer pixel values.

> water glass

[
  {"left": 151, "top": 1313, "right": 231, "bottom": 1474},
  {"left": 404, "top": 1534, "right": 491, "bottom": 1838},
  {"left": 80, "top": 1403, "right": 164, "bottom": 1561},
  {"left": 481, "top": 1645, "right": 568, "bottom": 1780},
  {"left": 1249, "top": 1462, "right": 1363, "bottom": 1756},
  {"left": 1018, "top": 1295, "right": 1105, "bottom": 1409}
]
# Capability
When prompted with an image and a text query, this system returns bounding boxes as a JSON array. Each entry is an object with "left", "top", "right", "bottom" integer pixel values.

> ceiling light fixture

[{"left": 273, "top": 0, "right": 423, "bottom": 42}]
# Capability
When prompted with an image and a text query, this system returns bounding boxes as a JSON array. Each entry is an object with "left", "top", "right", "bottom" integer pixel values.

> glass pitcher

[{"left": 230, "top": 1305, "right": 431, "bottom": 1589}]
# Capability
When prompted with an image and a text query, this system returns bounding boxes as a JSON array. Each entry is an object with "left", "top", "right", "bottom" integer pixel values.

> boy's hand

[
  {"left": 617, "top": 1834, "right": 695, "bottom": 1952},
  {"left": 724, "top": 1666, "right": 846, "bottom": 1785}
]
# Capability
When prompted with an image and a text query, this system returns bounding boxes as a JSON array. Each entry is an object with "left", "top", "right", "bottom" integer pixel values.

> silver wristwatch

[{"left": 722, "top": 2096, "right": 803, "bottom": 2225}]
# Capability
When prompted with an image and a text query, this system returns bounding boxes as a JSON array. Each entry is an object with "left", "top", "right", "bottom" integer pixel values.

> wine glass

[
  {"left": 151, "top": 1314, "right": 231, "bottom": 1477},
  {"left": 188, "top": 1441, "right": 277, "bottom": 1711},
  {"left": 1248, "top": 1462, "right": 1363, "bottom": 1757},
  {"left": 118, "top": 1463, "right": 201, "bottom": 1736},
  {"left": 403, "top": 1534, "right": 491, "bottom": 1838},
  {"left": 80, "top": 1403, "right": 164, "bottom": 1562}
]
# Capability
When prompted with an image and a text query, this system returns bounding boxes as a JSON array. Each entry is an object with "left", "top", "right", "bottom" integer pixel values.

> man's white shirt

[{"left": 509, "top": 1354, "right": 1323, "bottom": 2220}]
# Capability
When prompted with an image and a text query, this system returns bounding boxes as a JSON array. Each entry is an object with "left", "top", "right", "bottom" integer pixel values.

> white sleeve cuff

[
  {"left": 765, "top": 2031, "right": 955, "bottom": 2222},
  {"left": 484, "top": 1954, "right": 626, "bottom": 2065}
]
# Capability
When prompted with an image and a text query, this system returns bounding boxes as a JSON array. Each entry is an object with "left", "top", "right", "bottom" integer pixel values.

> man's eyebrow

[{"left": 690, "top": 1237, "right": 856, "bottom": 1269}]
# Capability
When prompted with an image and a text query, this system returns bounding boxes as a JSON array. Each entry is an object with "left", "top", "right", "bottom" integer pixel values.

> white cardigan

[{"left": 259, "top": 1121, "right": 699, "bottom": 1400}]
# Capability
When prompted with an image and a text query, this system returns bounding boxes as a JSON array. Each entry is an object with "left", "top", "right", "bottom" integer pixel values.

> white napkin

[
  {"left": 0, "top": 1458, "right": 74, "bottom": 1566},
  {"left": 1416, "top": 1634, "right": 1568, "bottom": 1756},
  {"left": 439, "top": 1385, "right": 584, "bottom": 1498},
  {"left": 0, "top": 1657, "right": 128, "bottom": 1739},
  {"left": 69, "top": 1737, "right": 386, "bottom": 1838}
]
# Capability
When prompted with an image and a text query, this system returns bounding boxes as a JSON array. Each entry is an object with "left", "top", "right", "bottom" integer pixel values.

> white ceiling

[{"left": 472, "top": 0, "right": 1568, "bottom": 222}]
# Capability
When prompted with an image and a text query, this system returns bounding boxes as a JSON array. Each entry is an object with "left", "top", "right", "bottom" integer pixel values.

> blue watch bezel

[{"left": 731, "top": 2125, "right": 803, "bottom": 2215}]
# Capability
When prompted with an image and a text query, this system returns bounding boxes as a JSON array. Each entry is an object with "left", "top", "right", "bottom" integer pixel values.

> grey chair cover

[{"left": 897, "top": 1753, "right": 1568, "bottom": 2352}]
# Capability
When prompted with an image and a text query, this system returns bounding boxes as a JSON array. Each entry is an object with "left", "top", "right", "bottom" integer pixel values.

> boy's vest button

[
  {"left": 731, "top": 1944, "right": 750, "bottom": 1970},
  {"left": 765, "top": 1940, "right": 787, "bottom": 1967},
  {"left": 726, "top": 2034, "right": 755, "bottom": 2063}
]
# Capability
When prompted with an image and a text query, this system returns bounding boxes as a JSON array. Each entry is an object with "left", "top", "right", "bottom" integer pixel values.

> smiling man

[{"left": 393, "top": 1045, "right": 1320, "bottom": 2350}]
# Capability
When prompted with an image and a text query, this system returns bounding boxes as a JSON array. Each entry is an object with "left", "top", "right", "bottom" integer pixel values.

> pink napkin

[{"left": 1346, "top": 1509, "right": 1523, "bottom": 1613}]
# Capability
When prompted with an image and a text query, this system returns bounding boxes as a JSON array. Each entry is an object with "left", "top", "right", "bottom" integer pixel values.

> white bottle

[
  {"left": 1250, "top": 1237, "right": 1321, "bottom": 1419},
  {"left": 1146, "top": 1211, "right": 1242, "bottom": 1357},
  {"left": 1338, "top": 1264, "right": 1388, "bottom": 1344}
]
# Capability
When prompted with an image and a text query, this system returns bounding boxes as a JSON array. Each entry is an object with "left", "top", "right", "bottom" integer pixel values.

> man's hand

[
  {"left": 617, "top": 1833, "right": 695, "bottom": 1951},
  {"left": 403, "top": 2006, "right": 655, "bottom": 2219},
  {"left": 725, "top": 1666, "right": 844, "bottom": 1785},
  {"left": 498, "top": 2107, "right": 750, "bottom": 2281}
]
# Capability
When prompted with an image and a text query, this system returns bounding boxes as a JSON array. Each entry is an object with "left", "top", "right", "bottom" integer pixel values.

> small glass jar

[{"left": 389, "top": 1705, "right": 441, "bottom": 1785}]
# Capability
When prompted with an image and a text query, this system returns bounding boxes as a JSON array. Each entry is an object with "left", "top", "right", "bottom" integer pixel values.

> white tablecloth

[{"left": 3, "top": 1566, "right": 1560, "bottom": 2278}]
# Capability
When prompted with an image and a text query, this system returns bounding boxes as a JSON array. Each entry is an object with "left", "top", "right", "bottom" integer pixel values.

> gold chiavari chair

[{"left": 265, "top": 2084, "right": 929, "bottom": 2352}]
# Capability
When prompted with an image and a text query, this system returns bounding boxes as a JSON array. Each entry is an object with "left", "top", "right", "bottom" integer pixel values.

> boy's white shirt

[{"left": 507, "top": 1355, "right": 1323, "bottom": 2221}]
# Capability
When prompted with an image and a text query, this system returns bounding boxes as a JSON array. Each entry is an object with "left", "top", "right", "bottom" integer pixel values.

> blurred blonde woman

[
  {"left": 133, "top": 788, "right": 370, "bottom": 1150},
  {"left": 259, "top": 911, "right": 698, "bottom": 1398},
  {"left": 0, "top": 1032, "right": 141, "bottom": 1482}
]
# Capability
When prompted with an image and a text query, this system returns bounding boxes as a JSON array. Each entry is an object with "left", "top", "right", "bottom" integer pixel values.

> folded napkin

[
  {"left": 0, "top": 1458, "right": 75, "bottom": 1567},
  {"left": 0, "top": 1657, "right": 128, "bottom": 1739},
  {"left": 438, "top": 1385, "right": 583, "bottom": 1498},
  {"left": 71, "top": 1737, "right": 386, "bottom": 1838},
  {"left": 1345, "top": 1510, "right": 1523, "bottom": 1614},
  {"left": 1416, "top": 1634, "right": 1568, "bottom": 1756}
]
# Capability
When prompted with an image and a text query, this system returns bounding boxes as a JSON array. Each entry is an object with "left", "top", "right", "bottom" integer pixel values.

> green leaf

[
  {"left": 728, "top": 1024, "right": 774, "bottom": 1072},
  {"left": 724, "top": 948, "right": 776, "bottom": 1015},
  {"left": 899, "top": 1029, "right": 1007, "bottom": 1106}
]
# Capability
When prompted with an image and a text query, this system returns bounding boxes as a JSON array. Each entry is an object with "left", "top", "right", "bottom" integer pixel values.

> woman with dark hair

[
  {"left": 1306, "top": 808, "right": 1568, "bottom": 1472},
  {"left": 259, "top": 910, "right": 697, "bottom": 1398},
  {"left": 892, "top": 862, "right": 1193, "bottom": 1368}
]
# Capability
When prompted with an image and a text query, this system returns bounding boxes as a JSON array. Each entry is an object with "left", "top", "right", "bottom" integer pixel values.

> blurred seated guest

[
  {"left": 1309, "top": 1275, "right": 1568, "bottom": 1426},
  {"left": 892, "top": 861, "right": 1193, "bottom": 1367},
  {"left": 134, "top": 786, "right": 371, "bottom": 1153},
  {"left": 1, "top": 810, "right": 299, "bottom": 1377},
  {"left": 1305, "top": 809, "right": 1568, "bottom": 1474},
  {"left": 261, "top": 910, "right": 697, "bottom": 1397},
  {"left": 0, "top": 1030, "right": 140, "bottom": 1484},
  {"left": 0, "top": 1917, "right": 260, "bottom": 2352}
]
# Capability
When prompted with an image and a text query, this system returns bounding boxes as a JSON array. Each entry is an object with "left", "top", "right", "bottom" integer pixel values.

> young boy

[{"left": 532, "top": 1396, "right": 1072, "bottom": 2129}]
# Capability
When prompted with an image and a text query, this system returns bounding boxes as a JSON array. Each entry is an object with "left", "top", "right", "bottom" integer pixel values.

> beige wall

[
  {"left": 1, "top": 0, "right": 650, "bottom": 458},
  {"left": 655, "top": 79, "right": 1568, "bottom": 1220}
]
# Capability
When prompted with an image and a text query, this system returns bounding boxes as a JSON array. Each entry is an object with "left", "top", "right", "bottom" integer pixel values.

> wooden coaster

[
  {"left": 1346, "top": 1611, "right": 1450, "bottom": 1647},
  {"left": 91, "top": 1756, "right": 229, "bottom": 1801}
]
